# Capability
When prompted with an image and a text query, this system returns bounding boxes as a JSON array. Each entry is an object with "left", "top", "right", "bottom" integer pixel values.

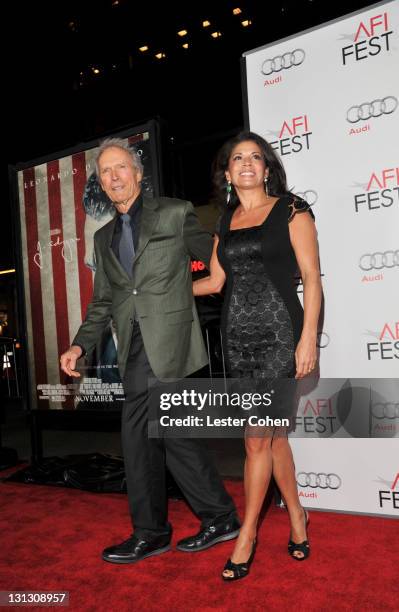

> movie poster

[{"left": 16, "top": 124, "right": 160, "bottom": 409}]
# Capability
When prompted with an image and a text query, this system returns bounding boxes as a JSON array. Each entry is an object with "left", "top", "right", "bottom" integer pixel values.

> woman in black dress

[{"left": 193, "top": 132, "right": 322, "bottom": 580}]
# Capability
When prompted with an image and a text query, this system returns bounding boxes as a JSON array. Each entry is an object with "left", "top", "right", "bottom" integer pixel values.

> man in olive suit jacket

[{"left": 60, "top": 138, "right": 238, "bottom": 565}]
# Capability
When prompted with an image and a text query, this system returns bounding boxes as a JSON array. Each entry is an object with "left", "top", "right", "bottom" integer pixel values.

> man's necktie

[{"left": 119, "top": 213, "right": 135, "bottom": 277}]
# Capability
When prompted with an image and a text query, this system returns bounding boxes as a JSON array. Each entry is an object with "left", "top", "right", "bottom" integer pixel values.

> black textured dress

[{"left": 216, "top": 195, "right": 315, "bottom": 421}]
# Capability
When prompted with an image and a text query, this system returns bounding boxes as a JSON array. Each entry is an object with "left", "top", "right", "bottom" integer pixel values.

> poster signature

[{"left": 34, "top": 236, "right": 80, "bottom": 269}]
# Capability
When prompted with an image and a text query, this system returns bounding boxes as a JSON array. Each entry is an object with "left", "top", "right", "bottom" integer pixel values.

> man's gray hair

[{"left": 95, "top": 137, "right": 144, "bottom": 176}]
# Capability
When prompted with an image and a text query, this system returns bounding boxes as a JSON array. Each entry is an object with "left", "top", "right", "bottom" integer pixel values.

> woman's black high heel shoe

[
  {"left": 222, "top": 539, "right": 257, "bottom": 581},
  {"left": 288, "top": 508, "right": 310, "bottom": 561}
]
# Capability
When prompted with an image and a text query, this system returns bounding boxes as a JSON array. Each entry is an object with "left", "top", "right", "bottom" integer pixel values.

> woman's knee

[
  {"left": 245, "top": 435, "right": 272, "bottom": 455},
  {"left": 270, "top": 434, "right": 290, "bottom": 453}
]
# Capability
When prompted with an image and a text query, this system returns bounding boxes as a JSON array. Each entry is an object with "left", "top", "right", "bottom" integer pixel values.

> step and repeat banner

[
  {"left": 15, "top": 122, "right": 161, "bottom": 410},
  {"left": 243, "top": 0, "right": 398, "bottom": 516}
]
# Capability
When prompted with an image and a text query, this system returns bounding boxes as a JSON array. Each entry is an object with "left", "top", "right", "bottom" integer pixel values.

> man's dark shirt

[
  {"left": 111, "top": 192, "right": 143, "bottom": 258},
  {"left": 75, "top": 193, "right": 143, "bottom": 356}
]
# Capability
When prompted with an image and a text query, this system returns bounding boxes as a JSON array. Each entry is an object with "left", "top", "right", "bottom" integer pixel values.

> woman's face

[{"left": 225, "top": 140, "right": 268, "bottom": 190}]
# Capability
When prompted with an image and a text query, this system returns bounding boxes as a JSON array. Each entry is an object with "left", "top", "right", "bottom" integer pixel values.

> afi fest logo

[
  {"left": 341, "top": 11, "right": 393, "bottom": 65},
  {"left": 295, "top": 397, "right": 339, "bottom": 435},
  {"left": 269, "top": 115, "right": 312, "bottom": 156},
  {"left": 353, "top": 167, "right": 399, "bottom": 215},
  {"left": 376, "top": 473, "right": 399, "bottom": 510},
  {"left": 346, "top": 96, "right": 398, "bottom": 136},
  {"left": 365, "top": 322, "right": 399, "bottom": 361}
]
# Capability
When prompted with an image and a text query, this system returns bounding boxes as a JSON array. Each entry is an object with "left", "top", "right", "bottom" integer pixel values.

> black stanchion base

[
  {"left": 0, "top": 447, "right": 19, "bottom": 471},
  {"left": 5, "top": 452, "right": 184, "bottom": 499}
]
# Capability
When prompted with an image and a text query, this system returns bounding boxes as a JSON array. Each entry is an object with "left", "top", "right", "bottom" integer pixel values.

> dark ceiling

[
  {"left": 8, "top": 0, "right": 374, "bottom": 163},
  {"left": 3, "top": 0, "right": 374, "bottom": 267}
]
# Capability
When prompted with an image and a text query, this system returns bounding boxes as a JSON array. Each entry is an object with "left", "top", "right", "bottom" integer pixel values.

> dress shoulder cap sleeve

[{"left": 288, "top": 196, "right": 315, "bottom": 223}]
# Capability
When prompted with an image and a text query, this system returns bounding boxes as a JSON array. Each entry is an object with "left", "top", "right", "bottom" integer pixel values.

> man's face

[{"left": 98, "top": 146, "right": 143, "bottom": 212}]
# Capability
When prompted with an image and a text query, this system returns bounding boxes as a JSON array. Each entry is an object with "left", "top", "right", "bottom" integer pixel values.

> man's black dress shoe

[
  {"left": 176, "top": 516, "right": 240, "bottom": 552},
  {"left": 102, "top": 534, "right": 171, "bottom": 564}
]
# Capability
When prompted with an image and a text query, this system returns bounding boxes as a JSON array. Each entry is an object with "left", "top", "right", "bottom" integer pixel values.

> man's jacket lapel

[{"left": 134, "top": 196, "right": 160, "bottom": 263}]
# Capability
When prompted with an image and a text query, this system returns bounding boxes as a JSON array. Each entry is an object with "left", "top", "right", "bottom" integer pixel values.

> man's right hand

[{"left": 60, "top": 345, "right": 83, "bottom": 378}]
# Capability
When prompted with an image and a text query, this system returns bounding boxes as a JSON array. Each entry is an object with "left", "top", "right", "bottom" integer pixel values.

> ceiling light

[
  {"left": 139, "top": 45, "right": 149, "bottom": 52},
  {"left": 182, "top": 43, "right": 189, "bottom": 49},
  {"left": 202, "top": 20, "right": 211, "bottom": 27},
  {"left": 155, "top": 52, "right": 166, "bottom": 59},
  {"left": 211, "top": 31, "right": 222, "bottom": 38},
  {"left": 233, "top": 8, "right": 242, "bottom": 15},
  {"left": 178, "top": 29, "right": 187, "bottom": 37},
  {"left": 241, "top": 19, "right": 252, "bottom": 27},
  {"left": 0, "top": 269, "right": 16, "bottom": 275}
]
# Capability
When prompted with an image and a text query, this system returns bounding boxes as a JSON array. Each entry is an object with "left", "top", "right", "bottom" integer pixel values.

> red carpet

[{"left": 0, "top": 479, "right": 397, "bottom": 611}]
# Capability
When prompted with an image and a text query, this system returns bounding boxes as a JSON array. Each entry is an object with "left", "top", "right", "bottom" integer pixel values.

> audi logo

[
  {"left": 359, "top": 250, "right": 399, "bottom": 271},
  {"left": 261, "top": 49, "right": 305, "bottom": 75},
  {"left": 346, "top": 96, "right": 398, "bottom": 123},
  {"left": 294, "top": 190, "right": 318, "bottom": 207},
  {"left": 317, "top": 332, "right": 330, "bottom": 348},
  {"left": 371, "top": 402, "right": 399, "bottom": 419},
  {"left": 297, "top": 472, "right": 342, "bottom": 490}
]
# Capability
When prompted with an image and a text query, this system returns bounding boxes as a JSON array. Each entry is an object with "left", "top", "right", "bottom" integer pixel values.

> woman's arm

[
  {"left": 193, "top": 235, "right": 226, "bottom": 296},
  {"left": 289, "top": 213, "right": 322, "bottom": 379}
]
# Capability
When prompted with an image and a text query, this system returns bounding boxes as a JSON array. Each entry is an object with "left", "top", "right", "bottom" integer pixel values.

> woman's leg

[
  {"left": 223, "top": 428, "right": 273, "bottom": 575},
  {"left": 271, "top": 433, "right": 308, "bottom": 558}
]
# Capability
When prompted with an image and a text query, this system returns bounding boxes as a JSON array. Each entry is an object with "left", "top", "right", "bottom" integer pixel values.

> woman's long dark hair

[{"left": 212, "top": 131, "right": 289, "bottom": 208}]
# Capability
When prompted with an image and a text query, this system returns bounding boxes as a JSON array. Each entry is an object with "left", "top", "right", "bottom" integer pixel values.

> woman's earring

[
  {"left": 226, "top": 180, "right": 232, "bottom": 205},
  {"left": 264, "top": 176, "right": 269, "bottom": 198}
]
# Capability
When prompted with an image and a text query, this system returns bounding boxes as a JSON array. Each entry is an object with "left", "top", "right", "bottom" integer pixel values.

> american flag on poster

[{"left": 17, "top": 131, "right": 154, "bottom": 409}]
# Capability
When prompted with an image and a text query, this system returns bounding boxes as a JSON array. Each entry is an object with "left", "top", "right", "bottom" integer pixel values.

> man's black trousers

[{"left": 121, "top": 323, "right": 236, "bottom": 539}]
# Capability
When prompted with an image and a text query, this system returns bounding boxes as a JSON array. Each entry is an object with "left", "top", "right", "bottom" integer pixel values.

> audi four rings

[
  {"left": 346, "top": 96, "right": 398, "bottom": 123},
  {"left": 261, "top": 49, "right": 305, "bottom": 75},
  {"left": 359, "top": 251, "right": 399, "bottom": 271},
  {"left": 295, "top": 190, "right": 318, "bottom": 206},
  {"left": 371, "top": 403, "right": 399, "bottom": 419},
  {"left": 296, "top": 472, "right": 342, "bottom": 489},
  {"left": 316, "top": 332, "right": 330, "bottom": 348}
]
